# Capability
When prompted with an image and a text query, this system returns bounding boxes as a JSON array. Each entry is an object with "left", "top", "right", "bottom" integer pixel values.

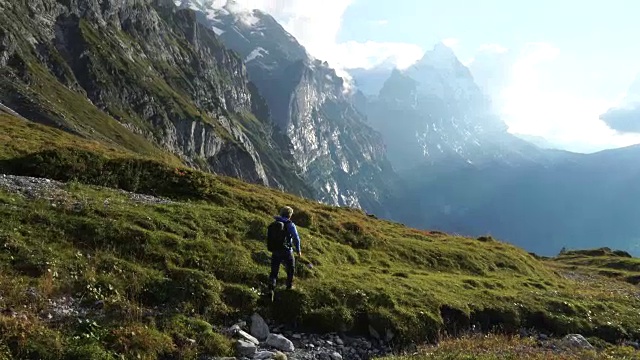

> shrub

[
  {"left": 247, "top": 218, "right": 268, "bottom": 241},
  {"left": 342, "top": 221, "right": 364, "bottom": 235},
  {"left": 199, "top": 331, "right": 234, "bottom": 357},
  {"left": 305, "top": 306, "right": 354, "bottom": 333},
  {"left": 368, "top": 307, "right": 440, "bottom": 345},
  {"left": 107, "top": 324, "right": 175, "bottom": 360},
  {"left": 160, "top": 315, "right": 233, "bottom": 357},
  {"left": 593, "top": 323, "right": 629, "bottom": 344},
  {"left": 271, "top": 289, "right": 309, "bottom": 325},
  {"left": 440, "top": 305, "right": 470, "bottom": 336},
  {"left": 0, "top": 316, "right": 65, "bottom": 360},
  {"left": 476, "top": 235, "right": 495, "bottom": 242},
  {"left": 64, "top": 340, "right": 115, "bottom": 360},
  {"left": 470, "top": 306, "right": 520, "bottom": 333},
  {"left": 221, "top": 283, "right": 259, "bottom": 315},
  {"left": 291, "top": 209, "right": 314, "bottom": 228}
]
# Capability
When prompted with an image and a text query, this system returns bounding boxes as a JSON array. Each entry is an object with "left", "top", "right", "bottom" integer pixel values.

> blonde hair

[{"left": 279, "top": 206, "right": 294, "bottom": 219}]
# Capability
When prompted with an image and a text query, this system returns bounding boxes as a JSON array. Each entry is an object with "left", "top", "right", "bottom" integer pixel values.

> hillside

[
  {"left": 0, "top": 0, "right": 311, "bottom": 196},
  {"left": 1, "top": 115, "right": 640, "bottom": 359}
]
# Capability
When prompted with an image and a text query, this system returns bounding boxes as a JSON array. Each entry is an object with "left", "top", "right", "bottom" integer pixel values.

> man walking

[{"left": 267, "top": 206, "right": 301, "bottom": 296}]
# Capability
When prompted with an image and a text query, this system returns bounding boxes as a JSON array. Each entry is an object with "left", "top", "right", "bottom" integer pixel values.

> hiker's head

[{"left": 279, "top": 206, "right": 294, "bottom": 219}]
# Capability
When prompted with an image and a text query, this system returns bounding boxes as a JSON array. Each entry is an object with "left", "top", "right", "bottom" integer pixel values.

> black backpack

[{"left": 267, "top": 220, "right": 290, "bottom": 251}]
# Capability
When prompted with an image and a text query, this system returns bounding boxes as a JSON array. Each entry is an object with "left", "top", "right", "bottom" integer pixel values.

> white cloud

[
  {"left": 331, "top": 41, "right": 423, "bottom": 70},
  {"left": 372, "top": 19, "right": 389, "bottom": 26},
  {"left": 214, "top": 0, "right": 422, "bottom": 70},
  {"left": 441, "top": 38, "right": 459, "bottom": 48},
  {"left": 495, "top": 42, "right": 640, "bottom": 153},
  {"left": 477, "top": 43, "right": 508, "bottom": 54},
  {"left": 467, "top": 43, "right": 514, "bottom": 103}
]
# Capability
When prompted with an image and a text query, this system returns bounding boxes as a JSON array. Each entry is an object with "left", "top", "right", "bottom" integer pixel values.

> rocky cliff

[
  {"left": 181, "top": 1, "right": 397, "bottom": 213},
  {"left": 0, "top": 0, "right": 310, "bottom": 194}
]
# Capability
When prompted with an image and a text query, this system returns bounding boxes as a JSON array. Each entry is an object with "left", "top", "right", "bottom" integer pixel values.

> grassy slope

[
  {"left": 0, "top": 113, "right": 130, "bottom": 161},
  {"left": 553, "top": 248, "right": 640, "bottom": 285},
  {"left": 1, "top": 117, "right": 640, "bottom": 359},
  {"left": 384, "top": 334, "right": 640, "bottom": 360}
]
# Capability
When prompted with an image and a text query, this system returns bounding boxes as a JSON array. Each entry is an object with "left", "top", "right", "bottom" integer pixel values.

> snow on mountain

[
  {"left": 176, "top": 0, "right": 262, "bottom": 28},
  {"left": 245, "top": 47, "right": 268, "bottom": 62},
  {"left": 405, "top": 42, "right": 484, "bottom": 103}
]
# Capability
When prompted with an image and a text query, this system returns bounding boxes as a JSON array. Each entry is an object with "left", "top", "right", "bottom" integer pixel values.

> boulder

[
  {"left": 266, "top": 334, "right": 295, "bottom": 352},
  {"left": 251, "top": 313, "right": 270, "bottom": 341},
  {"left": 562, "top": 334, "right": 594, "bottom": 349},
  {"left": 235, "top": 340, "right": 257, "bottom": 357},
  {"left": 253, "top": 351, "right": 275, "bottom": 360},
  {"left": 224, "top": 324, "right": 241, "bottom": 336},
  {"left": 238, "top": 330, "right": 260, "bottom": 346}
]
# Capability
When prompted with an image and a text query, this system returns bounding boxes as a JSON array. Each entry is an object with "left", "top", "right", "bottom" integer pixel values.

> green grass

[
  {"left": 0, "top": 113, "right": 130, "bottom": 161},
  {"left": 1, "top": 129, "right": 640, "bottom": 359},
  {"left": 383, "top": 334, "right": 640, "bottom": 359},
  {"left": 552, "top": 248, "right": 640, "bottom": 290}
]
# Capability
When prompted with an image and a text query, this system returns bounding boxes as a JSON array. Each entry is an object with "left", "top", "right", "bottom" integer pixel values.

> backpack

[{"left": 267, "top": 220, "right": 290, "bottom": 252}]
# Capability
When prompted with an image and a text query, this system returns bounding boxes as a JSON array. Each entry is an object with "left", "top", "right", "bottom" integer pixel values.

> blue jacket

[{"left": 275, "top": 216, "right": 301, "bottom": 253}]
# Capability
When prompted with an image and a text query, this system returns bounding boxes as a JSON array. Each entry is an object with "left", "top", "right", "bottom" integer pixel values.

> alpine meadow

[{"left": 1, "top": 0, "right": 640, "bottom": 359}]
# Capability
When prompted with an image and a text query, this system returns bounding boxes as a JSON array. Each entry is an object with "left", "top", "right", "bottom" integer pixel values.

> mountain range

[
  {"left": 355, "top": 43, "right": 640, "bottom": 256},
  {"left": 1, "top": 0, "right": 639, "bottom": 256}
]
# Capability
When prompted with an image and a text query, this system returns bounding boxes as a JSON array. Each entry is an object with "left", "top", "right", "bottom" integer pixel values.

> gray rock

[
  {"left": 562, "top": 334, "right": 594, "bottom": 349},
  {"left": 329, "top": 352, "right": 342, "bottom": 360},
  {"left": 236, "top": 340, "right": 257, "bottom": 357},
  {"left": 253, "top": 351, "right": 275, "bottom": 360},
  {"left": 335, "top": 337, "right": 344, "bottom": 346},
  {"left": 223, "top": 324, "right": 240, "bottom": 337},
  {"left": 266, "top": 334, "right": 295, "bottom": 352},
  {"left": 238, "top": 330, "right": 260, "bottom": 346}
]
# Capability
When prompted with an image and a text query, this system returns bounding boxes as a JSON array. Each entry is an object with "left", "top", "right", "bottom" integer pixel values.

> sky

[{"left": 219, "top": 0, "right": 640, "bottom": 153}]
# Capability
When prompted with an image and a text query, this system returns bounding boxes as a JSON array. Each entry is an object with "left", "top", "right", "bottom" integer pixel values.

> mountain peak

[
  {"left": 415, "top": 42, "right": 460, "bottom": 70},
  {"left": 432, "top": 41, "right": 456, "bottom": 56}
]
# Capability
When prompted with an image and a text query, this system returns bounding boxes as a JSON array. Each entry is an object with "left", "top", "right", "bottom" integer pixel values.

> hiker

[{"left": 267, "top": 206, "right": 301, "bottom": 291}]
